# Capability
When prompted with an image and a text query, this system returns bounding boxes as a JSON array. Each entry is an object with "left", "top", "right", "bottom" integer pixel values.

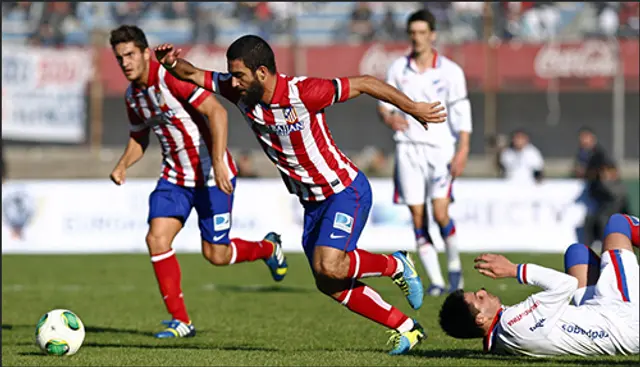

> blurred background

[{"left": 1, "top": 2, "right": 639, "bottom": 253}]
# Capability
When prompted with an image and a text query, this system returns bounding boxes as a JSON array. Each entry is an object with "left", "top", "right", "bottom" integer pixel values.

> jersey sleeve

[
  {"left": 125, "top": 100, "right": 149, "bottom": 139},
  {"left": 164, "top": 72, "right": 211, "bottom": 108},
  {"left": 529, "top": 147, "right": 544, "bottom": 171},
  {"left": 203, "top": 71, "right": 241, "bottom": 104},
  {"left": 297, "top": 77, "right": 350, "bottom": 112},
  {"left": 447, "top": 65, "right": 472, "bottom": 133}
]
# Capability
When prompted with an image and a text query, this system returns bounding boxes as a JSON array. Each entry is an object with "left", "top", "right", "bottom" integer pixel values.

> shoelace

[
  {"left": 393, "top": 275, "right": 409, "bottom": 296},
  {"left": 386, "top": 330, "right": 402, "bottom": 349}
]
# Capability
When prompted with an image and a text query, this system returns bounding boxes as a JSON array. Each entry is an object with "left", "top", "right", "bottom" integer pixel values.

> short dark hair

[
  {"left": 226, "top": 35, "right": 276, "bottom": 74},
  {"left": 109, "top": 25, "right": 149, "bottom": 51},
  {"left": 578, "top": 126, "right": 595, "bottom": 135},
  {"left": 439, "top": 289, "right": 485, "bottom": 339},
  {"left": 407, "top": 9, "right": 436, "bottom": 31}
]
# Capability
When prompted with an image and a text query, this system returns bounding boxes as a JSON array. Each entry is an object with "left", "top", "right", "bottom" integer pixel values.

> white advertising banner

[
  {"left": 1, "top": 178, "right": 588, "bottom": 255},
  {"left": 1, "top": 46, "right": 93, "bottom": 142}
]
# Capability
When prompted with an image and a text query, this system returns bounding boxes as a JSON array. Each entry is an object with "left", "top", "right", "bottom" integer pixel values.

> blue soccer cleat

[
  {"left": 263, "top": 232, "right": 288, "bottom": 282},
  {"left": 387, "top": 320, "right": 426, "bottom": 355},
  {"left": 391, "top": 251, "right": 424, "bottom": 310},
  {"left": 154, "top": 319, "right": 195, "bottom": 338}
]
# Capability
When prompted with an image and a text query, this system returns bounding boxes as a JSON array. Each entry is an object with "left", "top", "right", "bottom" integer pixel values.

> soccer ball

[{"left": 35, "top": 309, "right": 85, "bottom": 356}]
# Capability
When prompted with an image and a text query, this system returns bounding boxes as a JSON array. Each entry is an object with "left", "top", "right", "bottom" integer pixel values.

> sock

[
  {"left": 336, "top": 280, "right": 413, "bottom": 332},
  {"left": 564, "top": 243, "right": 600, "bottom": 272},
  {"left": 439, "top": 219, "right": 461, "bottom": 273},
  {"left": 418, "top": 244, "right": 445, "bottom": 288},
  {"left": 414, "top": 226, "right": 435, "bottom": 245},
  {"left": 604, "top": 214, "right": 640, "bottom": 247},
  {"left": 229, "top": 238, "right": 274, "bottom": 264},
  {"left": 151, "top": 249, "right": 190, "bottom": 323},
  {"left": 347, "top": 249, "right": 399, "bottom": 278}
]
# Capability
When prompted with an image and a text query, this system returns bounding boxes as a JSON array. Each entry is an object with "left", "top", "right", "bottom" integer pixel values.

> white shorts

[{"left": 392, "top": 143, "right": 455, "bottom": 206}]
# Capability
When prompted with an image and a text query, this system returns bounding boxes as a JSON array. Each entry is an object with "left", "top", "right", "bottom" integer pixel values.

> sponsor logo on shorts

[
  {"left": 213, "top": 213, "right": 231, "bottom": 231},
  {"left": 561, "top": 324, "right": 609, "bottom": 340},
  {"left": 333, "top": 212, "right": 354, "bottom": 234},
  {"left": 529, "top": 318, "right": 546, "bottom": 332}
]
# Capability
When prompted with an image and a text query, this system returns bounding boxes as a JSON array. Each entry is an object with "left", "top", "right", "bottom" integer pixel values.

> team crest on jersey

[
  {"left": 153, "top": 88, "right": 167, "bottom": 108},
  {"left": 283, "top": 106, "right": 299, "bottom": 124}
]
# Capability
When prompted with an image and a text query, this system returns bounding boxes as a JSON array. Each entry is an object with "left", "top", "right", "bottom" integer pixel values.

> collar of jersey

[{"left": 483, "top": 305, "right": 505, "bottom": 353}]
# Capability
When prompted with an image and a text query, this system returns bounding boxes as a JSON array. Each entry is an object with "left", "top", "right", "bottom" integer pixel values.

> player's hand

[
  {"left": 450, "top": 151, "right": 468, "bottom": 178},
  {"left": 407, "top": 101, "right": 447, "bottom": 130},
  {"left": 384, "top": 113, "right": 409, "bottom": 132},
  {"left": 110, "top": 165, "right": 126, "bottom": 186},
  {"left": 473, "top": 253, "right": 518, "bottom": 279},
  {"left": 213, "top": 161, "right": 234, "bottom": 195},
  {"left": 154, "top": 43, "right": 182, "bottom": 67}
]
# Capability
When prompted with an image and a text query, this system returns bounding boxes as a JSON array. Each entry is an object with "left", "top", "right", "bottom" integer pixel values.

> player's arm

[
  {"left": 154, "top": 44, "right": 207, "bottom": 91},
  {"left": 376, "top": 64, "right": 404, "bottom": 128},
  {"left": 110, "top": 105, "right": 149, "bottom": 185},
  {"left": 448, "top": 66, "right": 472, "bottom": 175}
]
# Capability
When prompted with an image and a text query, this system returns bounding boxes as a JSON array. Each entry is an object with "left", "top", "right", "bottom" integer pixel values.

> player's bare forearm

[
  {"left": 349, "top": 75, "right": 417, "bottom": 115},
  {"left": 167, "top": 59, "right": 207, "bottom": 91},
  {"left": 198, "top": 97, "right": 229, "bottom": 164},
  {"left": 117, "top": 135, "right": 148, "bottom": 169},
  {"left": 456, "top": 131, "right": 471, "bottom": 156}
]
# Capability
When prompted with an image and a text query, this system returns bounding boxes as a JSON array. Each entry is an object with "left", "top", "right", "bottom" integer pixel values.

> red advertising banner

[{"left": 99, "top": 40, "right": 639, "bottom": 96}]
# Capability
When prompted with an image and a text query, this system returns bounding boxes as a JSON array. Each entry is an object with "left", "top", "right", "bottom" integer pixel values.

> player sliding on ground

[
  {"left": 154, "top": 35, "right": 447, "bottom": 355},
  {"left": 108, "top": 26, "right": 288, "bottom": 339},
  {"left": 439, "top": 213, "right": 639, "bottom": 357}
]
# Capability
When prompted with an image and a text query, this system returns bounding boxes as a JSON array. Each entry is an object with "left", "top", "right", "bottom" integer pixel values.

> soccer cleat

[
  {"left": 387, "top": 320, "right": 426, "bottom": 355},
  {"left": 447, "top": 271, "right": 464, "bottom": 293},
  {"left": 391, "top": 251, "right": 424, "bottom": 310},
  {"left": 263, "top": 232, "right": 288, "bottom": 282},
  {"left": 154, "top": 319, "right": 195, "bottom": 338},
  {"left": 426, "top": 284, "right": 446, "bottom": 296}
]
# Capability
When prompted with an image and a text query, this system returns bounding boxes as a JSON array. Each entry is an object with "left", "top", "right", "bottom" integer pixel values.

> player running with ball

[
  {"left": 108, "top": 26, "right": 288, "bottom": 339},
  {"left": 439, "top": 213, "right": 639, "bottom": 357},
  {"left": 154, "top": 35, "right": 447, "bottom": 355}
]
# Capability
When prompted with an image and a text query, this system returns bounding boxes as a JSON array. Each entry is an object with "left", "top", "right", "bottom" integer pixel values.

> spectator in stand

[
  {"left": 349, "top": 2, "right": 375, "bottom": 43},
  {"left": 593, "top": 2, "right": 620, "bottom": 38},
  {"left": 378, "top": 6, "right": 401, "bottom": 41},
  {"left": 267, "top": 2, "right": 295, "bottom": 35},
  {"left": 498, "top": 129, "right": 544, "bottom": 184},
  {"left": 450, "top": 2, "right": 484, "bottom": 41},
  {"left": 111, "top": 2, "right": 148, "bottom": 26},
  {"left": 190, "top": 3, "right": 218, "bottom": 44},
  {"left": 521, "top": 2, "right": 560, "bottom": 41}
]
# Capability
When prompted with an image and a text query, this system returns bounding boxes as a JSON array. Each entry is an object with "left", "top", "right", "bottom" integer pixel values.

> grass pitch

[{"left": 2, "top": 252, "right": 638, "bottom": 366}]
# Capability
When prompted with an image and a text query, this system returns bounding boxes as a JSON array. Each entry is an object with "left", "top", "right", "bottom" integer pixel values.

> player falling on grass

[
  {"left": 439, "top": 213, "right": 639, "bottom": 357},
  {"left": 378, "top": 9, "right": 472, "bottom": 296},
  {"left": 108, "top": 26, "right": 288, "bottom": 339},
  {"left": 154, "top": 35, "right": 447, "bottom": 355}
]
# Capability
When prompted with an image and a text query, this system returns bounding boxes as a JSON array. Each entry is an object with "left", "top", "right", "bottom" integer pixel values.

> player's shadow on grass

[
  {"left": 2, "top": 323, "right": 151, "bottom": 337},
  {"left": 213, "top": 284, "right": 315, "bottom": 293},
  {"left": 83, "top": 341, "right": 277, "bottom": 352}
]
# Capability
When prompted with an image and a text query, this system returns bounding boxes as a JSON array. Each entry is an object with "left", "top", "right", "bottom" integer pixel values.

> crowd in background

[{"left": 2, "top": 2, "right": 639, "bottom": 46}]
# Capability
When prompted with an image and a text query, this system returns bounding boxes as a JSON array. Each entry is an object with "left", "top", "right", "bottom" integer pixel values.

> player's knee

[
  {"left": 564, "top": 243, "right": 599, "bottom": 273},
  {"left": 202, "top": 243, "right": 230, "bottom": 266},
  {"left": 145, "top": 232, "right": 172, "bottom": 254},
  {"left": 312, "top": 257, "right": 348, "bottom": 280},
  {"left": 603, "top": 214, "right": 639, "bottom": 248},
  {"left": 432, "top": 208, "right": 449, "bottom": 226}
]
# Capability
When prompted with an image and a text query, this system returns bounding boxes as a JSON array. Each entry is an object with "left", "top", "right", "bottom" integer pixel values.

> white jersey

[
  {"left": 486, "top": 250, "right": 639, "bottom": 357},
  {"left": 499, "top": 144, "right": 544, "bottom": 184},
  {"left": 379, "top": 51, "right": 472, "bottom": 147}
]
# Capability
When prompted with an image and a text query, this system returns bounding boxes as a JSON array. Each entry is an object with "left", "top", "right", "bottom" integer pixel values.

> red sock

[
  {"left": 229, "top": 238, "right": 274, "bottom": 264},
  {"left": 336, "top": 281, "right": 410, "bottom": 330},
  {"left": 347, "top": 249, "right": 398, "bottom": 278},
  {"left": 151, "top": 249, "right": 189, "bottom": 323}
]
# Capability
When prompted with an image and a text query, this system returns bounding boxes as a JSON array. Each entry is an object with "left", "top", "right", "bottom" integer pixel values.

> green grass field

[{"left": 2, "top": 252, "right": 638, "bottom": 366}]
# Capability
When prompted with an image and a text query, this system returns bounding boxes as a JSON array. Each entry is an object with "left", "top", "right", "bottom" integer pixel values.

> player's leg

[
  {"left": 195, "top": 178, "right": 287, "bottom": 281},
  {"left": 146, "top": 179, "right": 195, "bottom": 338},
  {"left": 588, "top": 214, "right": 639, "bottom": 305},
  {"left": 429, "top": 156, "right": 462, "bottom": 293},
  {"left": 306, "top": 172, "right": 425, "bottom": 355},
  {"left": 563, "top": 243, "right": 601, "bottom": 305},
  {"left": 394, "top": 143, "right": 445, "bottom": 295}
]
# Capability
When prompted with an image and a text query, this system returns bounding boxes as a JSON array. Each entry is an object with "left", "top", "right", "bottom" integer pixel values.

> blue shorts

[
  {"left": 301, "top": 172, "right": 372, "bottom": 263},
  {"left": 148, "top": 178, "right": 236, "bottom": 244}
]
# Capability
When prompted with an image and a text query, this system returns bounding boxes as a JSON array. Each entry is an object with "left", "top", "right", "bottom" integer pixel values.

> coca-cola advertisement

[{"left": 99, "top": 40, "right": 639, "bottom": 96}]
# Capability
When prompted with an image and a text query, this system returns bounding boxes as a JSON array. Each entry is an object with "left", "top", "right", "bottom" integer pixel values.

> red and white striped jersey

[
  {"left": 125, "top": 60, "right": 237, "bottom": 187},
  {"left": 203, "top": 71, "right": 359, "bottom": 201}
]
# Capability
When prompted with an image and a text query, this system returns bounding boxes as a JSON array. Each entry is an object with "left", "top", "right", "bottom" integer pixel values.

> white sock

[
  {"left": 444, "top": 233, "right": 462, "bottom": 272},
  {"left": 418, "top": 243, "right": 445, "bottom": 288},
  {"left": 393, "top": 255, "right": 404, "bottom": 276},
  {"left": 396, "top": 318, "right": 414, "bottom": 333}
]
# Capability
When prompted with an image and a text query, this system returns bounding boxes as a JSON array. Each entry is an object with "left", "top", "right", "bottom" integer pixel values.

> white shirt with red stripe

[
  {"left": 203, "top": 71, "right": 359, "bottom": 201},
  {"left": 379, "top": 51, "right": 472, "bottom": 147},
  {"left": 486, "top": 263, "right": 638, "bottom": 357},
  {"left": 125, "top": 60, "right": 237, "bottom": 187}
]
